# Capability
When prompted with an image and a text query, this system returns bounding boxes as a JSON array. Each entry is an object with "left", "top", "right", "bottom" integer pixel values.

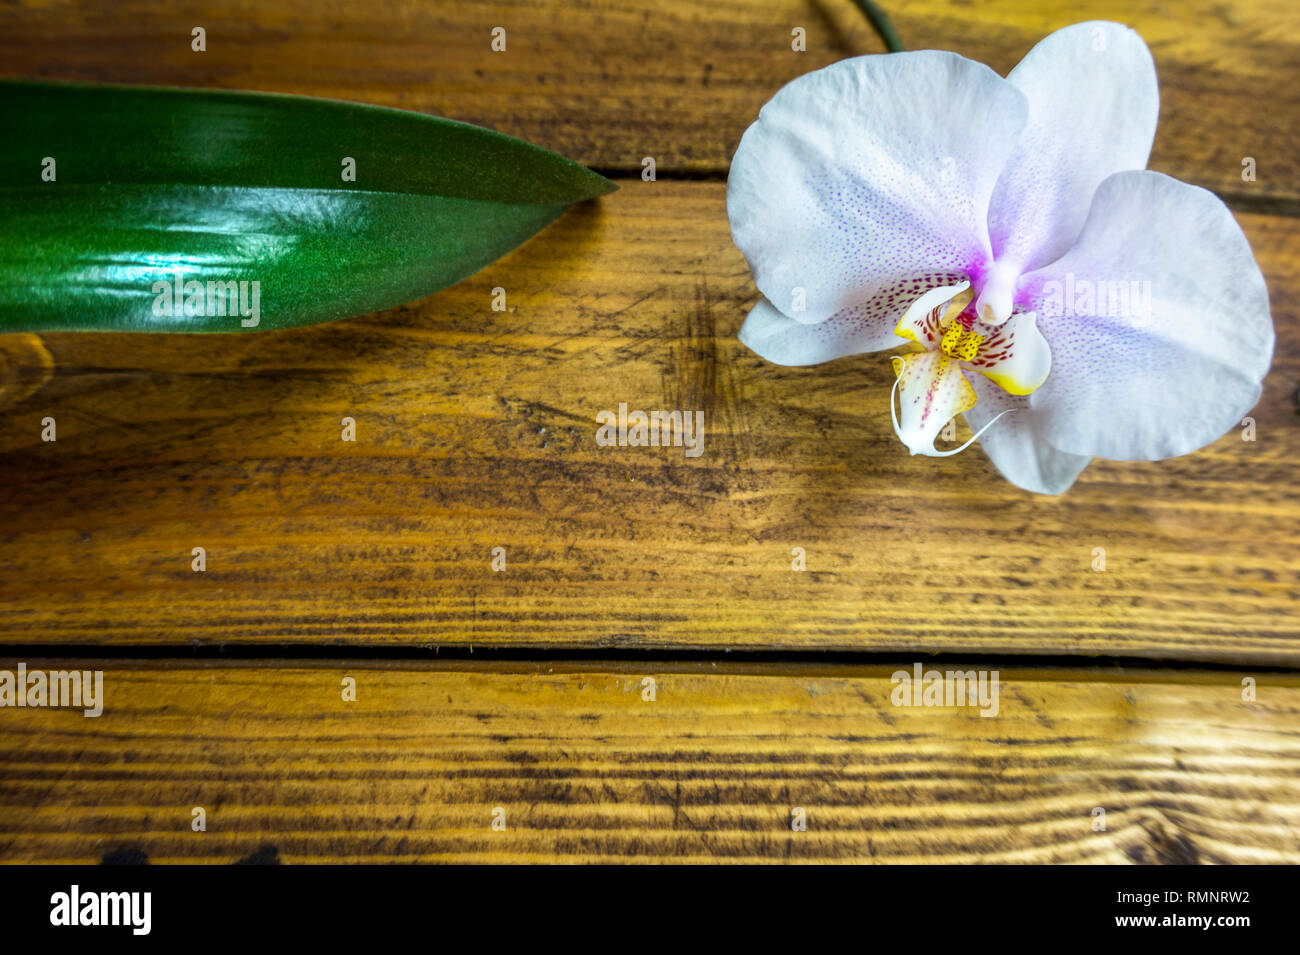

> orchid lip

[
  {"left": 886, "top": 283, "right": 1051, "bottom": 459},
  {"left": 889, "top": 358, "right": 1013, "bottom": 457}
]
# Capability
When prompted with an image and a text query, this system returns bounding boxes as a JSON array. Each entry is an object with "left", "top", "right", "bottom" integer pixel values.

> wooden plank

[
  {"left": 0, "top": 0, "right": 1296, "bottom": 202},
  {"left": 0, "top": 183, "right": 1296, "bottom": 662},
  {"left": 1, "top": 660, "right": 1297, "bottom": 863}
]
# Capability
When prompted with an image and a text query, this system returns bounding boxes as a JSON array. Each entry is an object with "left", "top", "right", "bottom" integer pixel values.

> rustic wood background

[{"left": 0, "top": 0, "right": 1297, "bottom": 863}]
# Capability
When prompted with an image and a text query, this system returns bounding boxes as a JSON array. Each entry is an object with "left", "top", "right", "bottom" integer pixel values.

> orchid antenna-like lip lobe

[{"left": 890, "top": 358, "right": 1013, "bottom": 458}]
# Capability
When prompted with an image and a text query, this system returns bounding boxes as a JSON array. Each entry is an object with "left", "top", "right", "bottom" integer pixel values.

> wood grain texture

[
  {"left": 0, "top": 0, "right": 1296, "bottom": 204},
  {"left": 1, "top": 1, "right": 1298, "bottom": 869},
  {"left": 1, "top": 660, "right": 1296, "bottom": 863},
  {"left": 0, "top": 184, "right": 1296, "bottom": 661}
]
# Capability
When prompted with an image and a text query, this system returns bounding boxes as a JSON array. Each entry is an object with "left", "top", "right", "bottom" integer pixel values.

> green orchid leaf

[{"left": 0, "top": 80, "right": 615, "bottom": 332}]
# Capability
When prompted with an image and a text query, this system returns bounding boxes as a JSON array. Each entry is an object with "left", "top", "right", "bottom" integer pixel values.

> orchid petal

[
  {"left": 890, "top": 350, "right": 977, "bottom": 456},
  {"left": 737, "top": 276, "right": 964, "bottom": 366},
  {"left": 1022, "top": 170, "right": 1273, "bottom": 460},
  {"left": 965, "top": 375, "right": 1091, "bottom": 494},
  {"left": 727, "top": 52, "right": 1028, "bottom": 325},
  {"left": 738, "top": 295, "right": 907, "bottom": 366},
  {"left": 966, "top": 310, "right": 1051, "bottom": 396},
  {"left": 986, "top": 21, "right": 1159, "bottom": 274}
]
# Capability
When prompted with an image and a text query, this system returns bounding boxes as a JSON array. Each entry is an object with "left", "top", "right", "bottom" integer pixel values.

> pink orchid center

[{"left": 888, "top": 282, "right": 1052, "bottom": 458}]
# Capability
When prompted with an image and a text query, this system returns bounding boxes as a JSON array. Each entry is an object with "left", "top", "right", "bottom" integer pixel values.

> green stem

[{"left": 851, "top": 0, "right": 905, "bottom": 53}]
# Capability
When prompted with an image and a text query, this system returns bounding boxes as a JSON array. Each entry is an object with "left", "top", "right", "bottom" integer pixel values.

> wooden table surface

[{"left": 1, "top": 0, "right": 1297, "bottom": 863}]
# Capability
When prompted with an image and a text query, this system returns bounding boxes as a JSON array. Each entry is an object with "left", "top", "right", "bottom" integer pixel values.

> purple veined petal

[
  {"left": 984, "top": 21, "right": 1159, "bottom": 277},
  {"left": 1021, "top": 170, "right": 1273, "bottom": 461},
  {"left": 738, "top": 277, "right": 967, "bottom": 367},
  {"left": 727, "top": 51, "right": 1028, "bottom": 325},
  {"left": 964, "top": 374, "right": 1091, "bottom": 494}
]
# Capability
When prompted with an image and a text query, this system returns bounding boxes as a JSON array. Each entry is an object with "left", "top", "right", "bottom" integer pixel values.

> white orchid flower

[{"left": 728, "top": 21, "right": 1274, "bottom": 494}]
